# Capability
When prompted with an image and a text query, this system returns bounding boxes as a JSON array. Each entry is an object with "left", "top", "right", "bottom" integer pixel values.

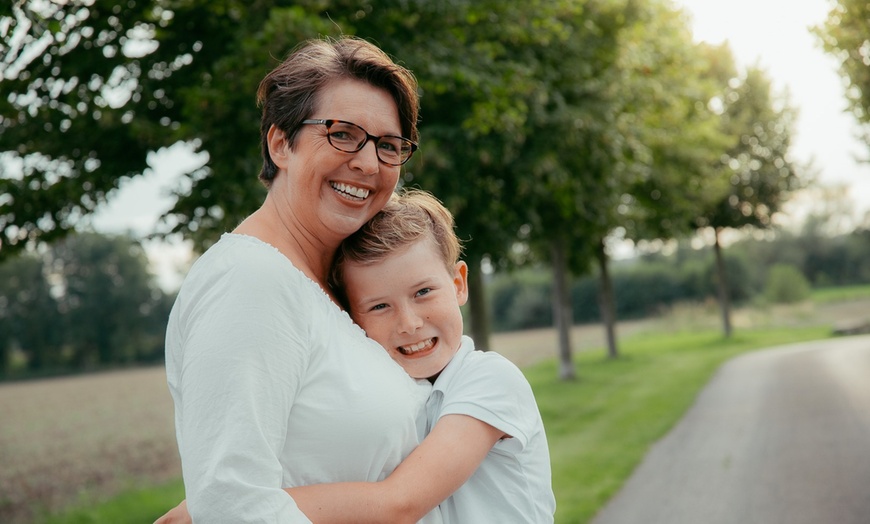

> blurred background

[{"left": 2, "top": 0, "right": 869, "bottom": 522}]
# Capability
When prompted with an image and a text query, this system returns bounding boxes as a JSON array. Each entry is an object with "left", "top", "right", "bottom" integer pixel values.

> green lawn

[
  {"left": 46, "top": 325, "right": 833, "bottom": 523},
  {"left": 40, "top": 479, "right": 184, "bottom": 524},
  {"left": 810, "top": 283, "right": 870, "bottom": 303}
]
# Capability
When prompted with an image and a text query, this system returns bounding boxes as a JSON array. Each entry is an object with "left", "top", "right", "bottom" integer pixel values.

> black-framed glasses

[{"left": 300, "top": 119, "right": 418, "bottom": 166}]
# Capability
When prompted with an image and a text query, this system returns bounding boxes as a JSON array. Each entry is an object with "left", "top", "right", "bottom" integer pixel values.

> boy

[{"left": 298, "top": 189, "right": 556, "bottom": 523}]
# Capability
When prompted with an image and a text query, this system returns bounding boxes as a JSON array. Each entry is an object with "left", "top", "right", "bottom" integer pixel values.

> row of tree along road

[
  {"left": 3, "top": 222, "right": 869, "bottom": 380},
  {"left": 2, "top": 1, "right": 869, "bottom": 379}
]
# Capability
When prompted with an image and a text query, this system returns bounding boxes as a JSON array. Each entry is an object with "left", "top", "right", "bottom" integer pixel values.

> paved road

[{"left": 592, "top": 334, "right": 870, "bottom": 524}]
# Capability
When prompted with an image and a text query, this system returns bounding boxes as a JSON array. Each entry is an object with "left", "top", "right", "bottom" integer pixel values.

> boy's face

[{"left": 343, "top": 236, "right": 468, "bottom": 380}]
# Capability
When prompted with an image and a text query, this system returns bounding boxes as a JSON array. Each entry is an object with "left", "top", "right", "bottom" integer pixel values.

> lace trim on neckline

[{"left": 220, "top": 232, "right": 364, "bottom": 335}]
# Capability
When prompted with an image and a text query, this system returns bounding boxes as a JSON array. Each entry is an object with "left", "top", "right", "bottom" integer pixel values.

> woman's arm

[
  {"left": 287, "top": 413, "right": 505, "bottom": 524},
  {"left": 167, "top": 258, "right": 315, "bottom": 523}
]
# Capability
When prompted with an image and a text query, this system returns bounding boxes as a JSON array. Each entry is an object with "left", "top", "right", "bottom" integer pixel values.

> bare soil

[{"left": 0, "top": 367, "right": 179, "bottom": 523}]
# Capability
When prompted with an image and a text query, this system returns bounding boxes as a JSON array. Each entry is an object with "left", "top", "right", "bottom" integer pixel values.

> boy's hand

[{"left": 153, "top": 500, "right": 191, "bottom": 524}]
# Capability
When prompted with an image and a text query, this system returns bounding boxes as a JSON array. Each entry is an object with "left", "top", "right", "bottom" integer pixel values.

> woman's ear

[
  {"left": 266, "top": 125, "right": 290, "bottom": 169},
  {"left": 453, "top": 261, "right": 469, "bottom": 306}
]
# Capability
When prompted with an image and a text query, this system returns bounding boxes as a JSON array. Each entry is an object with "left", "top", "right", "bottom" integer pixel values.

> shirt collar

[{"left": 431, "top": 335, "right": 475, "bottom": 393}]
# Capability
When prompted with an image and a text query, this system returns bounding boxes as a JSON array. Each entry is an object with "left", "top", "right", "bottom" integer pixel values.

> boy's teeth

[
  {"left": 332, "top": 182, "right": 369, "bottom": 200},
  {"left": 401, "top": 338, "right": 434, "bottom": 354}
]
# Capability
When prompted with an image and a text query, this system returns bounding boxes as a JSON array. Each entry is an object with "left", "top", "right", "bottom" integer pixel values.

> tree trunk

[
  {"left": 0, "top": 341, "right": 8, "bottom": 376},
  {"left": 551, "top": 238, "right": 575, "bottom": 380},
  {"left": 713, "top": 227, "right": 733, "bottom": 338},
  {"left": 596, "top": 238, "right": 619, "bottom": 359},
  {"left": 466, "top": 256, "right": 492, "bottom": 351}
]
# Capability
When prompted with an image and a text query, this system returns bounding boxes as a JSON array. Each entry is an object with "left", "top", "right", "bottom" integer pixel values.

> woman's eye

[
  {"left": 378, "top": 140, "right": 399, "bottom": 152},
  {"left": 371, "top": 303, "right": 387, "bottom": 311},
  {"left": 330, "top": 131, "right": 354, "bottom": 142}
]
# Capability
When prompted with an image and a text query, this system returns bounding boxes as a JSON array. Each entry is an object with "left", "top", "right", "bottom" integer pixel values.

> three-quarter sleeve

[{"left": 169, "top": 248, "right": 313, "bottom": 523}]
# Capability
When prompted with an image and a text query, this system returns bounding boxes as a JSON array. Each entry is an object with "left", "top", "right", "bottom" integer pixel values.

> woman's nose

[{"left": 349, "top": 139, "right": 380, "bottom": 175}]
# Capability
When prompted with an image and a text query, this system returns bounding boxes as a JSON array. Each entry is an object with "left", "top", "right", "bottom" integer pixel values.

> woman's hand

[{"left": 153, "top": 500, "right": 191, "bottom": 524}]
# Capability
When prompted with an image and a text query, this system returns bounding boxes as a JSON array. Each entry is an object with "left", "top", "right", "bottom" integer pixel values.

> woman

[{"left": 163, "top": 37, "right": 438, "bottom": 523}]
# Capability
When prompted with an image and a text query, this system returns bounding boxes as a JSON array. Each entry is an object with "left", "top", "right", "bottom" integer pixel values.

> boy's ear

[
  {"left": 453, "top": 261, "right": 469, "bottom": 306},
  {"left": 266, "top": 125, "right": 290, "bottom": 169}
]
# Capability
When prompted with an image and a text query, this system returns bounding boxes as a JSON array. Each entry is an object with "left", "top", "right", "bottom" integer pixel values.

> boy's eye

[{"left": 415, "top": 287, "right": 431, "bottom": 298}]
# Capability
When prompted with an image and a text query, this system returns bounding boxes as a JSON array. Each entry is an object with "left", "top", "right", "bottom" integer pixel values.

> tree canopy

[
  {"left": 2, "top": 0, "right": 810, "bottom": 366},
  {"left": 815, "top": 0, "right": 870, "bottom": 152}
]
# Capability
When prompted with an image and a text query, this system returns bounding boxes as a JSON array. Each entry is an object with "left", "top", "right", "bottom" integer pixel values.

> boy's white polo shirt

[{"left": 427, "top": 336, "right": 556, "bottom": 523}]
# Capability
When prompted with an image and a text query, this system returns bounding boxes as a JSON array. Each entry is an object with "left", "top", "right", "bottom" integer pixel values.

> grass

[
  {"left": 40, "top": 479, "right": 184, "bottom": 524},
  {"left": 810, "top": 283, "right": 870, "bottom": 303},
  {"left": 42, "top": 321, "right": 836, "bottom": 523}
]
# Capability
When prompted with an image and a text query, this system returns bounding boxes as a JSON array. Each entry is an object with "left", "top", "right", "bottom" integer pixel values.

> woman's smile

[{"left": 331, "top": 181, "right": 371, "bottom": 201}]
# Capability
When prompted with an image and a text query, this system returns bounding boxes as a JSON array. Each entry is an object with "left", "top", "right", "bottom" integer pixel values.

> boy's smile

[
  {"left": 398, "top": 337, "right": 436, "bottom": 355},
  {"left": 343, "top": 235, "right": 468, "bottom": 380}
]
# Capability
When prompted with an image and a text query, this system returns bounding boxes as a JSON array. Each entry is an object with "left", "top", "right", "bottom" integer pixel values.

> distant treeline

[
  {"left": 0, "top": 232, "right": 173, "bottom": 380},
  {"left": 3, "top": 226, "right": 869, "bottom": 378},
  {"left": 489, "top": 226, "right": 870, "bottom": 332}
]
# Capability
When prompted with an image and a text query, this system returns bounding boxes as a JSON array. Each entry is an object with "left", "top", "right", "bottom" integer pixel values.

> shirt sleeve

[
  {"left": 174, "top": 252, "right": 313, "bottom": 523},
  {"left": 437, "top": 354, "right": 540, "bottom": 453}
]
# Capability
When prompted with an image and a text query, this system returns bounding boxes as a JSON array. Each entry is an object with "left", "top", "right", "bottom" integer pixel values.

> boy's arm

[
  {"left": 152, "top": 415, "right": 503, "bottom": 524},
  {"left": 287, "top": 414, "right": 506, "bottom": 524}
]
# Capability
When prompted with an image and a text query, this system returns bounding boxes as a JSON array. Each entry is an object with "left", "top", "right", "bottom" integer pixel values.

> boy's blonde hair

[{"left": 330, "top": 189, "right": 462, "bottom": 307}]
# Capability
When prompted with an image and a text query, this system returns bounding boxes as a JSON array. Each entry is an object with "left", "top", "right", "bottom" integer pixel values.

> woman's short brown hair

[{"left": 256, "top": 36, "right": 419, "bottom": 187}]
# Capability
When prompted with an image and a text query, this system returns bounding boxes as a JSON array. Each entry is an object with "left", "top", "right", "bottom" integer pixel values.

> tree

[
  {"left": 590, "top": 2, "right": 731, "bottom": 359},
  {"left": 0, "top": 232, "right": 170, "bottom": 377},
  {"left": 48, "top": 232, "right": 166, "bottom": 367},
  {"left": 1, "top": 0, "right": 543, "bottom": 351},
  {"left": 0, "top": 1, "right": 346, "bottom": 259},
  {"left": 512, "top": 0, "right": 633, "bottom": 379},
  {"left": 363, "top": 0, "right": 548, "bottom": 351},
  {"left": 2, "top": 0, "right": 176, "bottom": 255},
  {"left": 694, "top": 66, "right": 802, "bottom": 337},
  {"left": 0, "top": 252, "right": 61, "bottom": 374},
  {"left": 815, "top": 0, "right": 870, "bottom": 152}
]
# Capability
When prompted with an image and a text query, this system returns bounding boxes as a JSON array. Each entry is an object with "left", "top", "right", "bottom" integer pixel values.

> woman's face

[{"left": 271, "top": 78, "right": 403, "bottom": 246}]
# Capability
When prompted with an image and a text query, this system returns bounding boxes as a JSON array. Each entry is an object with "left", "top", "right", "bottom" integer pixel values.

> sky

[
  {"left": 91, "top": 0, "right": 870, "bottom": 290},
  {"left": 674, "top": 0, "right": 870, "bottom": 224}
]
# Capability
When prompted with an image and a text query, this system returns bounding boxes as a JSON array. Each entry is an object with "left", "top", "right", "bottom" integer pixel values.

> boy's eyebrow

[{"left": 409, "top": 277, "right": 435, "bottom": 288}]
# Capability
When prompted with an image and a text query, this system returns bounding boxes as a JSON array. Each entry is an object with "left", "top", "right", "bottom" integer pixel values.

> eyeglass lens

[{"left": 326, "top": 121, "right": 414, "bottom": 165}]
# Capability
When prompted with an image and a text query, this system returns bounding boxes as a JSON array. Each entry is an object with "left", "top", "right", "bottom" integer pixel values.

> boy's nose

[{"left": 397, "top": 307, "right": 423, "bottom": 333}]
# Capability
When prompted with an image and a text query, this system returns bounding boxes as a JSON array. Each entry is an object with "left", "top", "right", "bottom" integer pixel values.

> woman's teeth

[{"left": 332, "top": 182, "right": 369, "bottom": 200}]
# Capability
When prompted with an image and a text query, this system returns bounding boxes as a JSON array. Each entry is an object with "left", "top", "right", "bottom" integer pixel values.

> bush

[
  {"left": 764, "top": 263, "right": 811, "bottom": 304},
  {"left": 490, "top": 270, "right": 553, "bottom": 331}
]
